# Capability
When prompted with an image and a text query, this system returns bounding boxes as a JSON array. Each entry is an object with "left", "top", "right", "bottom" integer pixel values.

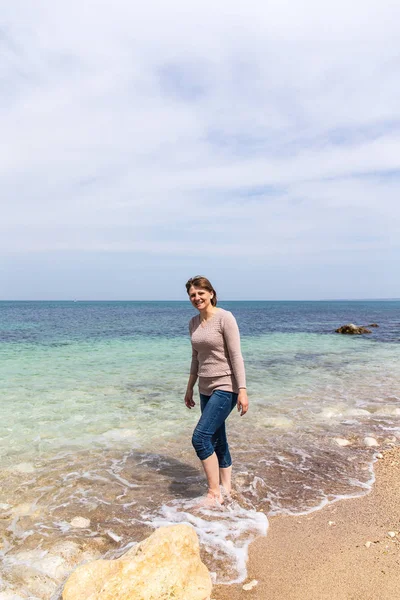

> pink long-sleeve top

[{"left": 189, "top": 308, "right": 246, "bottom": 396}]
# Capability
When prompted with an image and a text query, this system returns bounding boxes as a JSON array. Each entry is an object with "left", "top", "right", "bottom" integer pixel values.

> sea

[{"left": 0, "top": 300, "right": 399, "bottom": 598}]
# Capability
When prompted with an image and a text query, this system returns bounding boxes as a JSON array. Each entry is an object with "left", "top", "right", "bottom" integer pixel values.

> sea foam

[{"left": 143, "top": 498, "right": 268, "bottom": 584}]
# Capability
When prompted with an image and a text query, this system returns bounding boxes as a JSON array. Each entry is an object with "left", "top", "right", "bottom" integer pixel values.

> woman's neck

[{"left": 199, "top": 305, "right": 216, "bottom": 321}]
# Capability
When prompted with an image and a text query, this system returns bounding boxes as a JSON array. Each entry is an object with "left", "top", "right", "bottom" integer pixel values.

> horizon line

[{"left": 1, "top": 298, "right": 399, "bottom": 303}]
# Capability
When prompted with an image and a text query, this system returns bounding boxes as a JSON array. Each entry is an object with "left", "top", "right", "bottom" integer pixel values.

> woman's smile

[{"left": 188, "top": 286, "right": 214, "bottom": 312}]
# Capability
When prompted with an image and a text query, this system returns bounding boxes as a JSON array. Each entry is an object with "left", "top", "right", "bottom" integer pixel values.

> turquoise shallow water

[
  {"left": 0, "top": 301, "right": 399, "bottom": 594},
  {"left": 1, "top": 330, "right": 399, "bottom": 465}
]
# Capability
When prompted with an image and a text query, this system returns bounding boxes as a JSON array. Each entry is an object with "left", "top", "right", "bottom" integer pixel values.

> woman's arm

[
  {"left": 222, "top": 312, "right": 246, "bottom": 388},
  {"left": 186, "top": 319, "right": 199, "bottom": 408},
  {"left": 223, "top": 312, "right": 249, "bottom": 416},
  {"left": 237, "top": 388, "right": 249, "bottom": 416},
  {"left": 184, "top": 373, "right": 198, "bottom": 408},
  {"left": 189, "top": 345, "right": 199, "bottom": 378}
]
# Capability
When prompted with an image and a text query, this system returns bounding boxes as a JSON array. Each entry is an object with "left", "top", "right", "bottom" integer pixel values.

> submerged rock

[
  {"left": 1, "top": 541, "right": 102, "bottom": 600},
  {"left": 364, "top": 437, "right": 379, "bottom": 447},
  {"left": 335, "top": 324, "right": 372, "bottom": 335},
  {"left": 368, "top": 323, "right": 379, "bottom": 327},
  {"left": 9, "top": 503, "right": 38, "bottom": 517},
  {"left": 70, "top": 516, "right": 91, "bottom": 529},
  {"left": 4, "top": 559, "right": 58, "bottom": 599},
  {"left": 106, "top": 530, "right": 122, "bottom": 543},
  {"left": 62, "top": 524, "right": 212, "bottom": 600},
  {"left": 11, "top": 462, "right": 36, "bottom": 474},
  {"left": 334, "top": 438, "right": 351, "bottom": 447}
]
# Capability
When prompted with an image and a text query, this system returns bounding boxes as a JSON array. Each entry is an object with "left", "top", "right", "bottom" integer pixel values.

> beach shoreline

[
  {"left": 1, "top": 448, "right": 399, "bottom": 599},
  {"left": 1, "top": 301, "right": 399, "bottom": 598},
  {"left": 213, "top": 446, "right": 400, "bottom": 600}
]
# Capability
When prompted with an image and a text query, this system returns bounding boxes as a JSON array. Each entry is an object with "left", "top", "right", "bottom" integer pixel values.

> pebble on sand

[
  {"left": 106, "top": 530, "right": 122, "bottom": 542},
  {"left": 243, "top": 580, "right": 258, "bottom": 591},
  {"left": 365, "top": 541, "right": 372, "bottom": 548},
  {"left": 387, "top": 532, "right": 396, "bottom": 538},
  {"left": 334, "top": 438, "right": 351, "bottom": 447},
  {"left": 363, "top": 437, "right": 379, "bottom": 447},
  {"left": 70, "top": 517, "right": 91, "bottom": 529}
]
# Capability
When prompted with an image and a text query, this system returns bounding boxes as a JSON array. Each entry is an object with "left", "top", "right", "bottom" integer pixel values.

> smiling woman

[{"left": 184, "top": 275, "right": 249, "bottom": 505}]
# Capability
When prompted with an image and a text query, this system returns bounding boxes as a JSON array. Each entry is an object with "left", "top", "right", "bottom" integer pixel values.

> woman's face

[{"left": 188, "top": 285, "right": 213, "bottom": 311}]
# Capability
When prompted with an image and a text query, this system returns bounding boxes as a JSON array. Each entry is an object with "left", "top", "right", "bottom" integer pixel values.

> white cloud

[{"left": 1, "top": 0, "right": 400, "bottom": 297}]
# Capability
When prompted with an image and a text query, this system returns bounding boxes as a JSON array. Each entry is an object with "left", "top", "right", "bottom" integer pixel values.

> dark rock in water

[
  {"left": 368, "top": 323, "right": 379, "bottom": 327},
  {"left": 335, "top": 324, "right": 372, "bottom": 335}
]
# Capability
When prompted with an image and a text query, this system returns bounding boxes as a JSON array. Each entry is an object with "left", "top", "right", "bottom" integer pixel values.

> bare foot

[
  {"left": 207, "top": 490, "right": 224, "bottom": 504},
  {"left": 221, "top": 486, "right": 232, "bottom": 501},
  {"left": 205, "top": 491, "right": 224, "bottom": 507},
  {"left": 195, "top": 490, "right": 224, "bottom": 508}
]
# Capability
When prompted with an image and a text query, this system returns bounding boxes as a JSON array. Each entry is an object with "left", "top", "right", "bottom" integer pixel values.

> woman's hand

[
  {"left": 237, "top": 389, "right": 249, "bottom": 416},
  {"left": 184, "top": 389, "right": 196, "bottom": 409}
]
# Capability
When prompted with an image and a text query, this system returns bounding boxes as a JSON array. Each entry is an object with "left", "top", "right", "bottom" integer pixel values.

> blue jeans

[{"left": 191, "top": 389, "right": 238, "bottom": 468}]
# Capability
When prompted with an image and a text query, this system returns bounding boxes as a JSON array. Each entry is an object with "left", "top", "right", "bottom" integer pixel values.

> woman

[{"left": 184, "top": 276, "right": 249, "bottom": 505}]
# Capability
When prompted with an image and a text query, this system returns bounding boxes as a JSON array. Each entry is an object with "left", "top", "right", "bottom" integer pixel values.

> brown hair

[{"left": 185, "top": 276, "right": 218, "bottom": 306}]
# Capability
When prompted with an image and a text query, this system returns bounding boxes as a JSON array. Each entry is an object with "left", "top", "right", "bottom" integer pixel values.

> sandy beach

[{"left": 213, "top": 447, "right": 400, "bottom": 600}]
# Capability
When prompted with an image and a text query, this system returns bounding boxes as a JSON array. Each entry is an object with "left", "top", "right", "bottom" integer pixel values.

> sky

[{"left": 1, "top": 0, "right": 400, "bottom": 300}]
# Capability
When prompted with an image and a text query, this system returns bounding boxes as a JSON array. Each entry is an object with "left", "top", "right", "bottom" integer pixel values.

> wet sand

[{"left": 213, "top": 447, "right": 400, "bottom": 600}]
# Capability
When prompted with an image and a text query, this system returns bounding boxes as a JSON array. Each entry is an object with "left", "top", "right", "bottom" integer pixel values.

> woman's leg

[
  {"left": 192, "top": 390, "right": 237, "bottom": 501},
  {"left": 211, "top": 396, "right": 237, "bottom": 495},
  {"left": 200, "top": 453, "right": 221, "bottom": 500},
  {"left": 219, "top": 466, "right": 232, "bottom": 495}
]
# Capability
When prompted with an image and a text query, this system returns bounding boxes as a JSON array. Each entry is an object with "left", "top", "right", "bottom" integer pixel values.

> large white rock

[{"left": 62, "top": 524, "right": 212, "bottom": 600}]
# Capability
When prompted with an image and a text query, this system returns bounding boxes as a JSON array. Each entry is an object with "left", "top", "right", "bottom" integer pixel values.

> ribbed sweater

[{"left": 189, "top": 308, "right": 246, "bottom": 395}]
